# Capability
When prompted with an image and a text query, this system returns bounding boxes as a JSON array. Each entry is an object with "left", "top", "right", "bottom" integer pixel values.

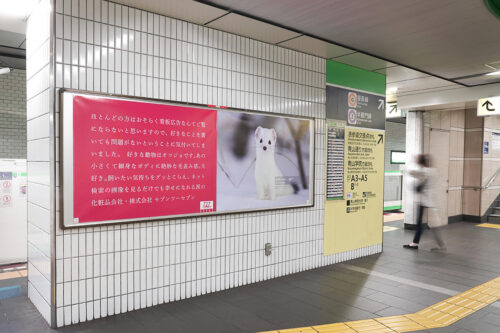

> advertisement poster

[
  {"left": 217, "top": 111, "right": 311, "bottom": 212},
  {"left": 492, "top": 132, "right": 500, "bottom": 151},
  {"left": 326, "top": 120, "right": 345, "bottom": 199},
  {"left": 72, "top": 96, "right": 218, "bottom": 223},
  {"left": 62, "top": 92, "right": 313, "bottom": 226}
]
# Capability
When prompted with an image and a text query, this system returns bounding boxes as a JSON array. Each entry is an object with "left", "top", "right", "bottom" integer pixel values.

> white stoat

[{"left": 254, "top": 126, "right": 298, "bottom": 200}]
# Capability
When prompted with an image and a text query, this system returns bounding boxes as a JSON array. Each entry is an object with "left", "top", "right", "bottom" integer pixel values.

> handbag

[{"left": 415, "top": 179, "right": 427, "bottom": 193}]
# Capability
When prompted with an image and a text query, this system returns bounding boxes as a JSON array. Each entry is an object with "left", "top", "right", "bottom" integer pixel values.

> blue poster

[{"left": 0, "top": 172, "right": 12, "bottom": 180}]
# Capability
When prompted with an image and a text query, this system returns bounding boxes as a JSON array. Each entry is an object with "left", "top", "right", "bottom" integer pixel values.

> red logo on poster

[{"left": 73, "top": 96, "right": 217, "bottom": 223}]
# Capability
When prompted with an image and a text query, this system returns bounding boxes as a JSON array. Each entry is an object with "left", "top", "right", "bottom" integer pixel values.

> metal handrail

[
  {"left": 463, "top": 167, "right": 500, "bottom": 190},
  {"left": 486, "top": 167, "right": 500, "bottom": 189}
]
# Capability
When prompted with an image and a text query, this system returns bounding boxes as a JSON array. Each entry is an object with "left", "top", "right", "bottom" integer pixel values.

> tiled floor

[
  {"left": 384, "top": 212, "right": 404, "bottom": 223},
  {"left": 1, "top": 220, "right": 500, "bottom": 333},
  {"left": 0, "top": 269, "right": 27, "bottom": 281}
]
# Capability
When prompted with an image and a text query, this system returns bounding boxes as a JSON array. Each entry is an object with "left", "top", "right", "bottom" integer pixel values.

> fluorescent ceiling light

[
  {"left": 0, "top": 68, "right": 11, "bottom": 75},
  {"left": 486, "top": 70, "right": 500, "bottom": 76},
  {"left": 0, "top": 0, "right": 39, "bottom": 19},
  {"left": 387, "top": 87, "right": 398, "bottom": 94}
]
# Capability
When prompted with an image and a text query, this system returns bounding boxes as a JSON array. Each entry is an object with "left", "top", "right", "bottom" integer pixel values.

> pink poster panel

[{"left": 72, "top": 96, "right": 217, "bottom": 223}]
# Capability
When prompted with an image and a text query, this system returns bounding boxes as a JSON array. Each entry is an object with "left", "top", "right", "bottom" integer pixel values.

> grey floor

[{"left": 2, "top": 221, "right": 500, "bottom": 333}]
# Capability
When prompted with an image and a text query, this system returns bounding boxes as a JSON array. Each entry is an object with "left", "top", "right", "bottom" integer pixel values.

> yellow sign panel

[{"left": 324, "top": 126, "right": 384, "bottom": 255}]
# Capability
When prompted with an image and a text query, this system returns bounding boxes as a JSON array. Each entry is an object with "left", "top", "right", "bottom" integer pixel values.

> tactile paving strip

[{"left": 258, "top": 276, "right": 500, "bottom": 333}]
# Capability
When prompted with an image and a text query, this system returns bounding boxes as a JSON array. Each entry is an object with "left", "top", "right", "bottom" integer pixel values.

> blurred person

[{"left": 403, "top": 154, "right": 446, "bottom": 251}]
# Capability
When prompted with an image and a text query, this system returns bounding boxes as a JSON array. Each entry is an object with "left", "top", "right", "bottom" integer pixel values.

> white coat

[{"left": 408, "top": 166, "right": 437, "bottom": 209}]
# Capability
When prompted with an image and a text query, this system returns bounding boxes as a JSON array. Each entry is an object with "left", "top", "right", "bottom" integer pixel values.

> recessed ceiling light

[
  {"left": 486, "top": 70, "right": 500, "bottom": 76},
  {"left": 0, "top": 68, "right": 12, "bottom": 75},
  {"left": 387, "top": 87, "right": 398, "bottom": 94}
]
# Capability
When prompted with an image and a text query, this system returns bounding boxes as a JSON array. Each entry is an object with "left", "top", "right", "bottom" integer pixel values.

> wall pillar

[{"left": 26, "top": 0, "right": 55, "bottom": 327}]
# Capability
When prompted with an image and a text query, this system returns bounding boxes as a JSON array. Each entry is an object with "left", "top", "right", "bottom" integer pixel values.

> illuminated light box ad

[{"left": 61, "top": 91, "right": 314, "bottom": 227}]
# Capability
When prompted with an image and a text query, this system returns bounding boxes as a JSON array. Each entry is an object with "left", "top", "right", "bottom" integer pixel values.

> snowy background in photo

[{"left": 216, "top": 110, "right": 311, "bottom": 212}]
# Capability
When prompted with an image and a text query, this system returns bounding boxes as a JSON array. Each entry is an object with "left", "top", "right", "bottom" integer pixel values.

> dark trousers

[{"left": 413, "top": 204, "right": 425, "bottom": 244}]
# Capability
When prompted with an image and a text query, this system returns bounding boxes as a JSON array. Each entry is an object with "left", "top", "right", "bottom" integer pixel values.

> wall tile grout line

[{"left": 23, "top": 0, "right": 381, "bottom": 327}]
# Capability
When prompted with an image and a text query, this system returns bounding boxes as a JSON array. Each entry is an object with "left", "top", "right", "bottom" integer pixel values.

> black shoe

[{"left": 403, "top": 244, "right": 418, "bottom": 250}]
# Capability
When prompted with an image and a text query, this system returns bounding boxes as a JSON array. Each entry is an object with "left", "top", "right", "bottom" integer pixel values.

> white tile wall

[
  {"left": 27, "top": 0, "right": 53, "bottom": 327},
  {"left": 27, "top": 0, "right": 381, "bottom": 327}
]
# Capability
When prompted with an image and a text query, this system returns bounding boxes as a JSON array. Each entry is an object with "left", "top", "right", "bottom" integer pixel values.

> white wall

[
  {"left": 27, "top": 0, "right": 382, "bottom": 327},
  {"left": 26, "top": 0, "right": 53, "bottom": 326}
]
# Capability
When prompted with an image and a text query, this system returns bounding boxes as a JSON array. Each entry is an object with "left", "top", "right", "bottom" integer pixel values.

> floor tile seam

[
  {"left": 371, "top": 260, "right": 499, "bottom": 282},
  {"left": 363, "top": 256, "right": 498, "bottom": 279},
  {"left": 287, "top": 280, "right": 393, "bottom": 310},
  {"left": 347, "top": 262, "right": 500, "bottom": 296},
  {"left": 339, "top": 264, "right": 458, "bottom": 297}
]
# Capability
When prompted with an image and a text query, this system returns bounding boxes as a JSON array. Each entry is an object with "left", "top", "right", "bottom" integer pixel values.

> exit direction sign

[
  {"left": 478, "top": 96, "right": 500, "bottom": 116},
  {"left": 386, "top": 102, "right": 401, "bottom": 118}
]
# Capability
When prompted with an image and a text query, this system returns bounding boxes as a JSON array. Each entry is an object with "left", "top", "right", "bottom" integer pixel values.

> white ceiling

[
  {"left": 206, "top": 12, "right": 301, "bottom": 44},
  {"left": 202, "top": 0, "right": 500, "bottom": 84},
  {"left": 2, "top": 0, "right": 499, "bottom": 96},
  {"left": 278, "top": 35, "right": 353, "bottom": 59},
  {"left": 0, "top": 10, "right": 27, "bottom": 70},
  {"left": 112, "top": 0, "right": 227, "bottom": 25}
]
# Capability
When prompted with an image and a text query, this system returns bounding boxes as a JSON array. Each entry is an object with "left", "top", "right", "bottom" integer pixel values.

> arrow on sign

[
  {"left": 483, "top": 100, "right": 495, "bottom": 111},
  {"left": 389, "top": 104, "right": 397, "bottom": 114},
  {"left": 378, "top": 99, "right": 385, "bottom": 110},
  {"left": 377, "top": 134, "right": 384, "bottom": 144}
]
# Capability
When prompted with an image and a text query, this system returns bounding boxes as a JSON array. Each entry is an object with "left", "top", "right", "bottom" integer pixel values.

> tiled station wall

[
  {"left": 0, "top": 69, "right": 27, "bottom": 159},
  {"left": 26, "top": 0, "right": 382, "bottom": 326},
  {"left": 423, "top": 108, "right": 482, "bottom": 219},
  {"left": 423, "top": 108, "right": 500, "bottom": 219},
  {"left": 26, "top": 0, "right": 54, "bottom": 326},
  {"left": 463, "top": 109, "right": 484, "bottom": 217}
]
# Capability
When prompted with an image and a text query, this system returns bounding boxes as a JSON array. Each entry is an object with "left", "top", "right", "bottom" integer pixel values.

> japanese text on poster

[
  {"left": 344, "top": 127, "right": 384, "bottom": 214},
  {"left": 72, "top": 96, "right": 217, "bottom": 223}
]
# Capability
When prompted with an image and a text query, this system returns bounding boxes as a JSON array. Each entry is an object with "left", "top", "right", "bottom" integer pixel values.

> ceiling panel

[
  {"left": 456, "top": 75, "right": 500, "bottom": 86},
  {"left": 0, "top": 15, "right": 26, "bottom": 34},
  {"left": 113, "top": 0, "right": 227, "bottom": 25},
  {"left": 0, "top": 30, "right": 26, "bottom": 49},
  {"left": 206, "top": 13, "right": 301, "bottom": 44},
  {"left": 204, "top": 0, "right": 500, "bottom": 84},
  {"left": 415, "top": 101, "right": 477, "bottom": 112},
  {"left": 387, "top": 76, "right": 458, "bottom": 95},
  {"left": 378, "top": 66, "right": 429, "bottom": 84},
  {"left": 331, "top": 52, "right": 395, "bottom": 71},
  {"left": 0, "top": 56, "right": 25, "bottom": 70},
  {"left": 278, "top": 35, "right": 353, "bottom": 58}
]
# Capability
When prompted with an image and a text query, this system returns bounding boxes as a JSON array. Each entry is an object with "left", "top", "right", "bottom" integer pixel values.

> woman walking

[{"left": 403, "top": 154, "right": 446, "bottom": 250}]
